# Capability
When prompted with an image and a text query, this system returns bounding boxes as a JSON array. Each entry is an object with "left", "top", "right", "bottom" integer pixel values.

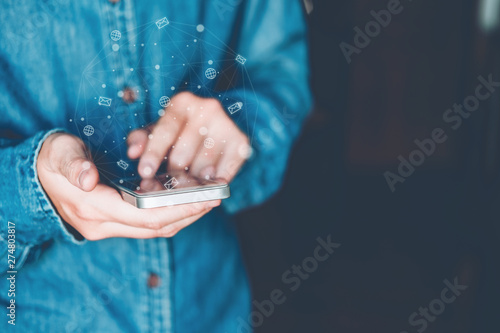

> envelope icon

[
  {"left": 156, "top": 17, "right": 170, "bottom": 29},
  {"left": 164, "top": 176, "right": 179, "bottom": 191},
  {"left": 228, "top": 102, "right": 243, "bottom": 115},
  {"left": 98, "top": 96, "right": 112, "bottom": 107},
  {"left": 117, "top": 159, "right": 129, "bottom": 170},
  {"left": 235, "top": 54, "right": 246, "bottom": 65}
]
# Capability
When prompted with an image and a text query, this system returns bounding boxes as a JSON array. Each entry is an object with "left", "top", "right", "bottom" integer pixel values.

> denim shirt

[{"left": 0, "top": 0, "right": 311, "bottom": 331}]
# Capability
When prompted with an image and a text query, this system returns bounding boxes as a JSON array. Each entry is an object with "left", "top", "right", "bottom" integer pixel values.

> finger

[
  {"left": 56, "top": 138, "right": 99, "bottom": 192},
  {"left": 139, "top": 177, "right": 164, "bottom": 192},
  {"left": 97, "top": 209, "right": 213, "bottom": 239},
  {"left": 215, "top": 142, "right": 251, "bottom": 182},
  {"left": 189, "top": 138, "right": 224, "bottom": 180},
  {"left": 127, "top": 129, "right": 149, "bottom": 159},
  {"left": 138, "top": 112, "right": 184, "bottom": 178},
  {"left": 103, "top": 195, "right": 221, "bottom": 229},
  {"left": 168, "top": 130, "right": 204, "bottom": 172}
]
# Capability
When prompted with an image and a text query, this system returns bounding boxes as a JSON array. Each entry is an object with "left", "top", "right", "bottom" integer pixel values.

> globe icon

[
  {"left": 204, "top": 137, "right": 215, "bottom": 149},
  {"left": 83, "top": 125, "right": 94, "bottom": 137},
  {"left": 159, "top": 96, "right": 170, "bottom": 108},
  {"left": 205, "top": 68, "right": 217, "bottom": 80},
  {"left": 110, "top": 30, "right": 121, "bottom": 41}
]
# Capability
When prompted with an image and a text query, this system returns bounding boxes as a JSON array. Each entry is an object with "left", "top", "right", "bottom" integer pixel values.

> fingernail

[
  {"left": 128, "top": 144, "right": 141, "bottom": 157},
  {"left": 201, "top": 166, "right": 216, "bottom": 180}
]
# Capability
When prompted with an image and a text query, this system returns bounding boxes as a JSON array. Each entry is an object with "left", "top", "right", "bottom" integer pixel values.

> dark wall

[{"left": 236, "top": 0, "right": 500, "bottom": 332}]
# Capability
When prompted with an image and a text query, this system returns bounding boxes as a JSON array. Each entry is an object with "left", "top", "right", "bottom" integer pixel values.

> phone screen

[{"left": 114, "top": 173, "right": 226, "bottom": 196}]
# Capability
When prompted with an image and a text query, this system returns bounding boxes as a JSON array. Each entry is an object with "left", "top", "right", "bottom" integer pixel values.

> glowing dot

[
  {"left": 143, "top": 166, "right": 152, "bottom": 176},
  {"left": 185, "top": 167, "right": 189, "bottom": 171},
  {"left": 141, "top": 43, "right": 144, "bottom": 47},
  {"left": 194, "top": 39, "right": 197, "bottom": 42},
  {"left": 130, "top": 68, "right": 134, "bottom": 71},
  {"left": 208, "top": 60, "right": 213, "bottom": 65},
  {"left": 148, "top": 134, "right": 154, "bottom": 140},
  {"left": 112, "top": 44, "right": 119, "bottom": 52},
  {"left": 171, "top": 86, "right": 175, "bottom": 91},
  {"left": 199, "top": 127, "right": 208, "bottom": 135},
  {"left": 158, "top": 109, "right": 165, "bottom": 116},
  {"left": 102, "top": 84, "right": 106, "bottom": 88},
  {"left": 119, "top": 179, "right": 124, "bottom": 184},
  {"left": 155, "top": 64, "right": 160, "bottom": 70},
  {"left": 80, "top": 117, "right": 84, "bottom": 121},
  {"left": 197, "top": 85, "right": 201, "bottom": 89},
  {"left": 107, "top": 115, "right": 111, "bottom": 119},
  {"left": 196, "top": 24, "right": 205, "bottom": 32},
  {"left": 117, "top": 91, "right": 124, "bottom": 98}
]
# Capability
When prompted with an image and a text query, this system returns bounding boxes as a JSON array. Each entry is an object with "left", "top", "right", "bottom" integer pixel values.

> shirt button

[
  {"left": 147, "top": 273, "right": 160, "bottom": 288},
  {"left": 122, "top": 87, "right": 136, "bottom": 104}
]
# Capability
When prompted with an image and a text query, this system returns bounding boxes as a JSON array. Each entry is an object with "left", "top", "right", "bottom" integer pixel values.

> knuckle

[
  {"left": 173, "top": 91, "right": 192, "bottom": 105},
  {"left": 205, "top": 98, "right": 221, "bottom": 110}
]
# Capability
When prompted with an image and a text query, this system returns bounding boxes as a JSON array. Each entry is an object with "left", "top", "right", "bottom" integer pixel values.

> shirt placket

[{"left": 100, "top": 1, "right": 173, "bottom": 332}]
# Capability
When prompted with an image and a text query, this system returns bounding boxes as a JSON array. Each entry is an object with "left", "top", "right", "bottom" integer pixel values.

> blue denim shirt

[{"left": 0, "top": 0, "right": 311, "bottom": 331}]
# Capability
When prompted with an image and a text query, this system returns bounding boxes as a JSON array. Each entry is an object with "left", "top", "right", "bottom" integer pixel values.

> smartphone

[{"left": 112, "top": 173, "right": 230, "bottom": 208}]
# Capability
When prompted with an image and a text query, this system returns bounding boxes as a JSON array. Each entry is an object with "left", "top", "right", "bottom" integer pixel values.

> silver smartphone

[{"left": 112, "top": 173, "right": 230, "bottom": 209}]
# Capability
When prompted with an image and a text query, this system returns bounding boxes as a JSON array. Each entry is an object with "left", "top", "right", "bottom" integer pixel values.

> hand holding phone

[{"left": 37, "top": 133, "right": 220, "bottom": 240}]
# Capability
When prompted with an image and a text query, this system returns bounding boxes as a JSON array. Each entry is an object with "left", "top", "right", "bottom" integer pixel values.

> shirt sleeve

[
  {"left": 0, "top": 129, "right": 84, "bottom": 274},
  {"left": 218, "top": 0, "right": 313, "bottom": 214}
]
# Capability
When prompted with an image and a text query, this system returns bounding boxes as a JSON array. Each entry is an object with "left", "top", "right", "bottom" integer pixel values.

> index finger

[{"left": 138, "top": 111, "right": 184, "bottom": 178}]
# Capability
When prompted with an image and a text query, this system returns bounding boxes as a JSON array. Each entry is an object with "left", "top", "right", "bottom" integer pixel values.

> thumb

[{"left": 58, "top": 142, "right": 99, "bottom": 192}]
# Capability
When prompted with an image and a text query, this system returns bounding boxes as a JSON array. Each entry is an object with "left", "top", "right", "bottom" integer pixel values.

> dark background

[{"left": 236, "top": 0, "right": 500, "bottom": 332}]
